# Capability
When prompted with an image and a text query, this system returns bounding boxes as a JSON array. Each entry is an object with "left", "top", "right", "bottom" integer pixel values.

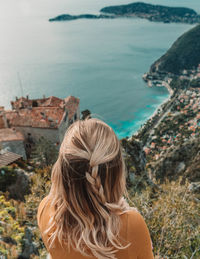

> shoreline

[{"left": 127, "top": 79, "right": 174, "bottom": 140}]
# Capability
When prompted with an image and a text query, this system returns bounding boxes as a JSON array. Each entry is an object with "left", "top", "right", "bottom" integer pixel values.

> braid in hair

[
  {"left": 86, "top": 164, "right": 130, "bottom": 215},
  {"left": 46, "top": 119, "right": 136, "bottom": 259},
  {"left": 86, "top": 165, "right": 106, "bottom": 205}
]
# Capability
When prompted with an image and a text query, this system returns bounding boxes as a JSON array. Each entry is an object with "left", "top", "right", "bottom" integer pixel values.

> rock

[
  {"left": 7, "top": 169, "right": 31, "bottom": 201},
  {"left": 18, "top": 227, "right": 38, "bottom": 259},
  {"left": 121, "top": 137, "right": 159, "bottom": 191},
  {"left": 175, "top": 162, "right": 186, "bottom": 174},
  {"left": 122, "top": 137, "right": 146, "bottom": 174},
  {"left": 2, "top": 236, "right": 17, "bottom": 245},
  {"left": 27, "top": 166, "right": 33, "bottom": 172},
  {"left": 150, "top": 137, "right": 200, "bottom": 182},
  {"left": 188, "top": 182, "right": 200, "bottom": 193}
]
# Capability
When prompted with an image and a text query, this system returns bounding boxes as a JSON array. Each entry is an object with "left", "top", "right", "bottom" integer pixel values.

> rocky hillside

[
  {"left": 150, "top": 24, "right": 200, "bottom": 75},
  {"left": 148, "top": 137, "right": 200, "bottom": 183}
]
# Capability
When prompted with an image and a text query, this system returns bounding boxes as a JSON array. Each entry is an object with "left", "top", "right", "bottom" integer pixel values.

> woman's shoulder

[
  {"left": 122, "top": 208, "right": 150, "bottom": 233},
  {"left": 37, "top": 195, "right": 51, "bottom": 229},
  {"left": 119, "top": 208, "right": 149, "bottom": 238},
  {"left": 120, "top": 208, "right": 143, "bottom": 222},
  {"left": 37, "top": 195, "right": 50, "bottom": 215},
  {"left": 122, "top": 209, "right": 154, "bottom": 257},
  {"left": 126, "top": 208, "right": 146, "bottom": 222}
]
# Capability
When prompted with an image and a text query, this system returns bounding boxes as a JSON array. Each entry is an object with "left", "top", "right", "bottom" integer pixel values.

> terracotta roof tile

[
  {"left": 0, "top": 128, "right": 24, "bottom": 142},
  {"left": 8, "top": 95, "right": 79, "bottom": 128},
  {"left": 5, "top": 107, "right": 64, "bottom": 128},
  {"left": 40, "top": 96, "right": 64, "bottom": 107},
  {"left": 0, "top": 151, "right": 22, "bottom": 167}
]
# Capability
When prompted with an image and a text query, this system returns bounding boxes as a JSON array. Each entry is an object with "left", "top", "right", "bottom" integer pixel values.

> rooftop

[
  {"left": 0, "top": 128, "right": 24, "bottom": 142},
  {"left": 0, "top": 151, "right": 22, "bottom": 167},
  {"left": 6, "top": 95, "right": 80, "bottom": 129}
]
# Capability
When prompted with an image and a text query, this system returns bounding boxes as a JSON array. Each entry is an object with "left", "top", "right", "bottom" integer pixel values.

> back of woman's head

[{"left": 44, "top": 118, "right": 131, "bottom": 259}]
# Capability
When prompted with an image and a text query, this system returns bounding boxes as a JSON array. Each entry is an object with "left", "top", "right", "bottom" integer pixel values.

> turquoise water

[{"left": 0, "top": 0, "right": 198, "bottom": 138}]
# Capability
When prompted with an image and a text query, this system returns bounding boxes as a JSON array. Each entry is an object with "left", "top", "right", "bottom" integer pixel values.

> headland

[{"left": 49, "top": 2, "right": 200, "bottom": 24}]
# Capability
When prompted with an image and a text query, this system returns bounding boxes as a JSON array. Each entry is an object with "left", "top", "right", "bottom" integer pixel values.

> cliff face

[{"left": 150, "top": 24, "right": 200, "bottom": 74}]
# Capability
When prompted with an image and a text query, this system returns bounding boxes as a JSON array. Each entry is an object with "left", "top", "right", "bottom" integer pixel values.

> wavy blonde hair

[{"left": 40, "top": 118, "right": 132, "bottom": 259}]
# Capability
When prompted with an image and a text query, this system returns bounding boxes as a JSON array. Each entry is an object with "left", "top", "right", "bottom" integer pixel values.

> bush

[
  {"left": 31, "top": 137, "right": 58, "bottom": 167},
  {"left": 0, "top": 195, "right": 25, "bottom": 258},
  {"left": 1, "top": 165, "right": 199, "bottom": 258},
  {"left": 0, "top": 167, "right": 17, "bottom": 192},
  {"left": 129, "top": 178, "right": 200, "bottom": 258}
]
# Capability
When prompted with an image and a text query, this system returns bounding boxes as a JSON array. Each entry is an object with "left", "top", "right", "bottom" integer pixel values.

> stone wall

[
  {"left": 58, "top": 108, "right": 80, "bottom": 144},
  {"left": 15, "top": 126, "right": 59, "bottom": 144},
  {"left": 1, "top": 140, "right": 26, "bottom": 159}
]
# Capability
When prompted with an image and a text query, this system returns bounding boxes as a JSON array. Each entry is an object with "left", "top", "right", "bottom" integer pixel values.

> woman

[{"left": 37, "top": 118, "right": 154, "bottom": 259}]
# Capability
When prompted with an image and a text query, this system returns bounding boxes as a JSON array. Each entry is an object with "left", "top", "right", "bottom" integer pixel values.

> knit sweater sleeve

[{"left": 126, "top": 210, "right": 154, "bottom": 259}]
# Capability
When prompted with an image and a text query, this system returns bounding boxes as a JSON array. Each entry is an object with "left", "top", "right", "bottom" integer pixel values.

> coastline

[{"left": 127, "top": 79, "right": 173, "bottom": 140}]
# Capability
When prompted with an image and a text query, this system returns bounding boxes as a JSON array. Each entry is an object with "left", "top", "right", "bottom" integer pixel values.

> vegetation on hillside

[
  {"left": 151, "top": 24, "right": 200, "bottom": 74},
  {"left": 101, "top": 2, "right": 197, "bottom": 16},
  {"left": 0, "top": 163, "right": 200, "bottom": 258}
]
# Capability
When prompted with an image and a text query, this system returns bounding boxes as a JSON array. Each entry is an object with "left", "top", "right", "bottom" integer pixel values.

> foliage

[
  {"left": 0, "top": 166, "right": 51, "bottom": 258},
  {"left": 0, "top": 163, "right": 200, "bottom": 258},
  {"left": 81, "top": 109, "right": 91, "bottom": 120},
  {"left": 151, "top": 24, "right": 200, "bottom": 74},
  {"left": 0, "top": 166, "right": 17, "bottom": 192},
  {"left": 0, "top": 194, "right": 25, "bottom": 258},
  {"left": 31, "top": 137, "right": 58, "bottom": 167},
  {"left": 129, "top": 178, "right": 200, "bottom": 258},
  {"left": 23, "top": 167, "right": 52, "bottom": 258},
  {"left": 170, "top": 78, "right": 190, "bottom": 90},
  {"left": 190, "top": 79, "right": 200, "bottom": 88},
  {"left": 25, "top": 167, "right": 51, "bottom": 223}
]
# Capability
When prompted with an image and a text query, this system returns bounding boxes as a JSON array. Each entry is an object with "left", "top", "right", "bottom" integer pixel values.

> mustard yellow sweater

[{"left": 37, "top": 196, "right": 154, "bottom": 259}]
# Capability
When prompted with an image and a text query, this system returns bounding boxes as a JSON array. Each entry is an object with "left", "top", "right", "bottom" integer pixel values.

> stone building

[{"left": 0, "top": 95, "right": 80, "bottom": 158}]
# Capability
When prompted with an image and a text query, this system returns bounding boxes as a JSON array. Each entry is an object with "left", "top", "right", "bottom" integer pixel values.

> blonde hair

[{"left": 40, "top": 118, "right": 132, "bottom": 259}]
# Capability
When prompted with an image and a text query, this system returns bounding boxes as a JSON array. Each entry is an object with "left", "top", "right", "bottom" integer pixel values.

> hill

[
  {"left": 49, "top": 14, "right": 114, "bottom": 22},
  {"left": 49, "top": 2, "right": 200, "bottom": 24},
  {"left": 150, "top": 24, "right": 200, "bottom": 74},
  {"left": 100, "top": 2, "right": 200, "bottom": 24}
]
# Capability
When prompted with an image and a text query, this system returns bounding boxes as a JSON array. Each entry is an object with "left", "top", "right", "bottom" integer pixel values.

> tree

[
  {"left": 81, "top": 109, "right": 91, "bottom": 120},
  {"left": 31, "top": 137, "right": 58, "bottom": 167}
]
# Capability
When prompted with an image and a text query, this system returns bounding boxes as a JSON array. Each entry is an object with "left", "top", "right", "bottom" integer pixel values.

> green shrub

[{"left": 130, "top": 178, "right": 200, "bottom": 258}]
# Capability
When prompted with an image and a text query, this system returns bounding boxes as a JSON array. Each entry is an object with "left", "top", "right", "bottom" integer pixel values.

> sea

[{"left": 0, "top": 0, "right": 199, "bottom": 138}]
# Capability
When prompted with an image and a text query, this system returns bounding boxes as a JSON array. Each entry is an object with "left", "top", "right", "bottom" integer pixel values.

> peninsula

[
  {"left": 100, "top": 2, "right": 200, "bottom": 24},
  {"left": 143, "top": 24, "right": 200, "bottom": 91},
  {"left": 1, "top": 11, "right": 200, "bottom": 259},
  {"left": 49, "top": 14, "right": 114, "bottom": 22},
  {"left": 49, "top": 2, "right": 200, "bottom": 24}
]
